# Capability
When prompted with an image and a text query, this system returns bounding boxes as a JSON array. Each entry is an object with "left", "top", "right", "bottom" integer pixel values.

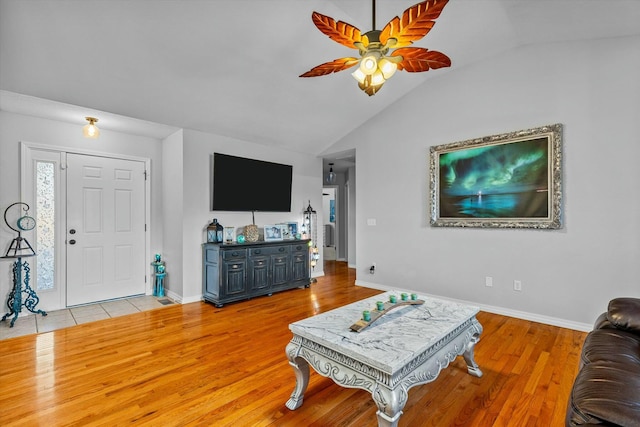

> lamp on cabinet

[{"left": 302, "top": 200, "right": 319, "bottom": 283}]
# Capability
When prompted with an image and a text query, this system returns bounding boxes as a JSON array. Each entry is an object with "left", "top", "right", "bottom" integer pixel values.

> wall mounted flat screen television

[{"left": 211, "top": 153, "right": 293, "bottom": 212}]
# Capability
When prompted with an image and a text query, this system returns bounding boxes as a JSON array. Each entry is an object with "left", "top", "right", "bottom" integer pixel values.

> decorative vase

[{"left": 245, "top": 224, "right": 259, "bottom": 242}]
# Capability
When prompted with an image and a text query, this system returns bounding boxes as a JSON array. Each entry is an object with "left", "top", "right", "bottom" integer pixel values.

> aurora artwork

[{"left": 429, "top": 124, "right": 563, "bottom": 229}]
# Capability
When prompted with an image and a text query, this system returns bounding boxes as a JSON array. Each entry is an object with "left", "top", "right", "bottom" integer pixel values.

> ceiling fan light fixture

[
  {"left": 370, "top": 70, "right": 385, "bottom": 86},
  {"left": 359, "top": 52, "right": 380, "bottom": 75},
  {"left": 351, "top": 68, "right": 366, "bottom": 84},
  {"left": 378, "top": 58, "right": 398, "bottom": 79},
  {"left": 301, "top": 0, "right": 452, "bottom": 96}
]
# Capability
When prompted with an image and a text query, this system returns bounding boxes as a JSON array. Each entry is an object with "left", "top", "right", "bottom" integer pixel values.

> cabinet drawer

[
  {"left": 222, "top": 248, "right": 247, "bottom": 260},
  {"left": 250, "top": 246, "right": 290, "bottom": 256},
  {"left": 291, "top": 243, "right": 308, "bottom": 252}
]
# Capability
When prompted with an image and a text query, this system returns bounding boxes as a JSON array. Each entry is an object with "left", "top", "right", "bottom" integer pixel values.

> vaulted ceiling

[{"left": 1, "top": 0, "right": 639, "bottom": 160}]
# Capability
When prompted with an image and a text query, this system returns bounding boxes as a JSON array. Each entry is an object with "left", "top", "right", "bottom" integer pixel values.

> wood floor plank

[{"left": 0, "top": 261, "right": 587, "bottom": 426}]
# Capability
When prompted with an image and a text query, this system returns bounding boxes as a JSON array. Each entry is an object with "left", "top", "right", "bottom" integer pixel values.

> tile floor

[{"left": 0, "top": 295, "right": 174, "bottom": 341}]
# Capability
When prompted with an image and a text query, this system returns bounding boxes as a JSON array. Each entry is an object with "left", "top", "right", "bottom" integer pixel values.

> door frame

[{"left": 20, "top": 141, "right": 152, "bottom": 309}]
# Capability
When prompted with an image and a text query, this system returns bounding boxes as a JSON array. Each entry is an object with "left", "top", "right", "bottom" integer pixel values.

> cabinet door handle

[
  {"left": 279, "top": 247, "right": 285, "bottom": 252},
  {"left": 254, "top": 250, "right": 261, "bottom": 254},
  {"left": 232, "top": 265, "right": 239, "bottom": 269}
]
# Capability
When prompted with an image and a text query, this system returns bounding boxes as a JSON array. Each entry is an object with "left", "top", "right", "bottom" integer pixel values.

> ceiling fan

[{"left": 300, "top": 0, "right": 451, "bottom": 96}]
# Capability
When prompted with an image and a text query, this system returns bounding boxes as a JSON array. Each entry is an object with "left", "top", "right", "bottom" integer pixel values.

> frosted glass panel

[{"left": 36, "top": 161, "right": 55, "bottom": 291}]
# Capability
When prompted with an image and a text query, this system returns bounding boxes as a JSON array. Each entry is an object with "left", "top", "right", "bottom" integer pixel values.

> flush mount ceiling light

[
  {"left": 300, "top": 0, "right": 451, "bottom": 96},
  {"left": 83, "top": 116, "right": 100, "bottom": 139}
]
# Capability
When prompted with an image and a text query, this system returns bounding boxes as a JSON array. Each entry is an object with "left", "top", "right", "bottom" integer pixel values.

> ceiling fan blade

[
  {"left": 311, "top": 11, "right": 364, "bottom": 49},
  {"left": 300, "top": 57, "right": 360, "bottom": 78},
  {"left": 380, "top": 0, "right": 449, "bottom": 48},
  {"left": 391, "top": 47, "right": 451, "bottom": 72}
]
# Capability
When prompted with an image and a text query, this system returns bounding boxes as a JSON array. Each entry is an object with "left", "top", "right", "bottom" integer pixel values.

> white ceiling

[{"left": 1, "top": 0, "right": 639, "bottom": 163}]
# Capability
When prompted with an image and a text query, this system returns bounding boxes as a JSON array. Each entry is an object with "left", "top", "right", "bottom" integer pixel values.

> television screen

[{"left": 211, "top": 153, "right": 293, "bottom": 212}]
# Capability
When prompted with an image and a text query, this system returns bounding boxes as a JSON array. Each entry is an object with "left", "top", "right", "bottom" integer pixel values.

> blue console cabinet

[{"left": 202, "top": 239, "right": 310, "bottom": 308}]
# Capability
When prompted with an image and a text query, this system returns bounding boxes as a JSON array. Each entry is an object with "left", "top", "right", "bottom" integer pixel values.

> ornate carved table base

[{"left": 285, "top": 292, "right": 483, "bottom": 427}]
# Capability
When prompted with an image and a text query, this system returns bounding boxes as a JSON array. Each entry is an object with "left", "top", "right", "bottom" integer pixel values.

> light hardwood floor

[{"left": 0, "top": 261, "right": 586, "bottom": 426}]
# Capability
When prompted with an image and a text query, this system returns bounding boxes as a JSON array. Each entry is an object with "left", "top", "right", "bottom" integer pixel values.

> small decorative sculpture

[{"left": 151, "top": 254, "right": 167, "bottom": 297}]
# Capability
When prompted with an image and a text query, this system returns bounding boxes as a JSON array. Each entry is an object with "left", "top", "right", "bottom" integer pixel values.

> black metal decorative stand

[{"left": 1, "top": 202, "right": 47, "bottom": 327}]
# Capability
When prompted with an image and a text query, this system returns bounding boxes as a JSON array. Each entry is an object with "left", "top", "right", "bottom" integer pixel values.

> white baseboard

[
  {"left": 355, "top": 280, "right": 592, "bottom": 332},
  {"left": 164, "top": 289, "right": 202, "bottom": 304}
]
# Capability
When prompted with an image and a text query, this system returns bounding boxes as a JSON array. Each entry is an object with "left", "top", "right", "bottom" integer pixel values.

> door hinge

[
  {"left": 144, "top": 170, "right": 148, "bottom": 180},
  {"left": 145, "top": 275, "right": 147, "bottom": 283},
  {"left": 145, "top": 224, "right": 147, "bottom": 232}
]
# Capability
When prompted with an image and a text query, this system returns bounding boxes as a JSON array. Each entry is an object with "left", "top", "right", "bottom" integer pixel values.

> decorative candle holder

[
  {"left": 376, "top": 301, "right": 384, "bottom": 311},
  {"left": 401, "top": 293, "right": 408, "bottom": 301},
  {"left": 389, "top": 295, "right": 397, "bottom": 303},
  {"left": 362, "top": 310, "right": 371, "bottom": 321},
  {"left": 411, "top": 293, "right": 418, "bottom": 301}
]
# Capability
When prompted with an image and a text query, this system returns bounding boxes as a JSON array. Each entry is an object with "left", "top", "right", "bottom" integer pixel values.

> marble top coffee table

[{"left": 285, "top": 291, "right": 483, "bottom": 427}]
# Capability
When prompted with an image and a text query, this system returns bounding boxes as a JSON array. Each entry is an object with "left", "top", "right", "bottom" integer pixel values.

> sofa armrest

[{"left": 607, "top": 297, "right": 640, "bottom": 334}]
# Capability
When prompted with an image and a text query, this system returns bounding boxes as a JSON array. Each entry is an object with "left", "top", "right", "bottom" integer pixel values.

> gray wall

[{"left": 332, "top": 35, "right": 640, "bottom": 330}]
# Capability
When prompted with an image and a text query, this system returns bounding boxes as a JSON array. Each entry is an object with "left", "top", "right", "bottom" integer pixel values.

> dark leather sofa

[{"left": 566, "top": 297, "right": 640, "bottom": 426}]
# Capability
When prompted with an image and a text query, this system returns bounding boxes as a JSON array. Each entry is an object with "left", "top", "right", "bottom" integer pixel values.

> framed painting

[{"left": 429, "top": 123, "right": 563, "bottom": 229}]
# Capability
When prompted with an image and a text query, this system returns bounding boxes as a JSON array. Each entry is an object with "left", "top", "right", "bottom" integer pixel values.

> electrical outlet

[
  {"left": 369, "top": 262, "right": 376, "bottom": 274},
  {"left": 485, "top": 276, "right": 493, "bottom": 287},
  {"left": 514, "top": 280, "right": 522, "bottom": 291}
]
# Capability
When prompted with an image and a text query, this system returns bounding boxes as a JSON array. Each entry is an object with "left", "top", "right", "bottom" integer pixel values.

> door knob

[
  {"left": 69, "top": 239, "right": 76, "bottom": 245},
  {"left": 69, "top": 229, "right": 76, "bottom": 234}
]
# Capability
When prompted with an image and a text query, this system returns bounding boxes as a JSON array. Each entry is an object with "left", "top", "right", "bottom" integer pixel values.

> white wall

[
  {"left": 0, "top": 111, "right": 164, "bottom": 305},
  {"left": 332, "top": 35, "right": 640, "bottom": 329},
  {"left": 347, "top": 166, "right": 356, "bottom": 268},
  {"left": 161, "top": 129, "right": 184, "bottom": 299},
  {"left": 175, "top": 129, "right": 323, "bottom": 302}
]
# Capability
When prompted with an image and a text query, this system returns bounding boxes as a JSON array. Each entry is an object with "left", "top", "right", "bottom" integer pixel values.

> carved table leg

[
  {"left": 372, "top": 383, "right": 406, "bottom": 427},
  {"left": 463, "top": 333, "right": 483, "bottom": 377},
  {"left": 285, "top": 341, "right": 310, "bottom": 410}
]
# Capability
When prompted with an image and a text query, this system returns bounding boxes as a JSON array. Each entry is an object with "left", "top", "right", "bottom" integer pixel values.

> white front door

[{"left": 66, "top": 154, "right": 146, "bottom": 306}]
